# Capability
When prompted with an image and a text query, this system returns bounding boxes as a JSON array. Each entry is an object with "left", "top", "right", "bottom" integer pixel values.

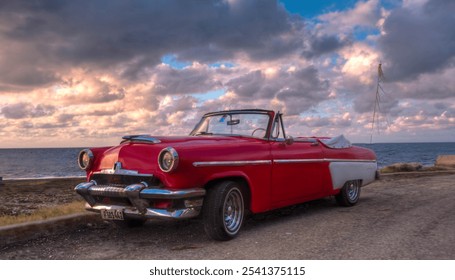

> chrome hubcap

[
  {"left": 347, "top": 181, "right": 359, "bottom": 201},
  {"left": 223, "top": 188, "right": 244, "bottom": 235}
]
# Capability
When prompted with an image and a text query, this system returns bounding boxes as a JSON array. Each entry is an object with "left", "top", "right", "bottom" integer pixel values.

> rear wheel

[
  {"left": 203, "top": 181, "right": 245, "bottom": 241},
  {"left": 335, "top": 180, "right": 361, "bottom": 207}
]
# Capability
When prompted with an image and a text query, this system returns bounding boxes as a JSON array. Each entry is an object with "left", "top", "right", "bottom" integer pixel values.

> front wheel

[
  {"left": 203, "top": 181, "right": 245, "bottom": 241},
  {"left": 335, "top": 180, "right": 361, "bottom": 207}
]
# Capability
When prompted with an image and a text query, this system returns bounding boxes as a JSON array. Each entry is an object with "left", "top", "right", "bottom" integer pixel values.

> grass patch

[{"left": 0, "top": 201, "right": 86, "bottom": 227}]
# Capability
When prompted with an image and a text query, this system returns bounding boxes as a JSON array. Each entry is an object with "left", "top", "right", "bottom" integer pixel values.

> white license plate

[{"left": 100, "top": 209, "right": 124, "bottom": 220}]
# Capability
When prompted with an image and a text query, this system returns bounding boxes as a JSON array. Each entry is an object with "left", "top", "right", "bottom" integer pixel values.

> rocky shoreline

[{"left": 379, "top": 155, "right": 455, "bottom": 173}]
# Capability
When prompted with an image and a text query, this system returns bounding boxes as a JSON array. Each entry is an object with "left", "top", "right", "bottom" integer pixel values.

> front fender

[{"left": 200, "top": 169, "right": 271, "bottom": 213}]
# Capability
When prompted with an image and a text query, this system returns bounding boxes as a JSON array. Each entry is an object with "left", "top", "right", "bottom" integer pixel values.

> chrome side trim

[
  {"left": 273, "top": 158, "right": 377, "bottom": 164},
  {"left": 192, "top": 160, "right": 272, "bottom": 167},
  {"left": 193, "top": 158, "right": 375, "bottom": 166},
  {"left": 274, "top": 159, "right": 325, "bottom": 164}
]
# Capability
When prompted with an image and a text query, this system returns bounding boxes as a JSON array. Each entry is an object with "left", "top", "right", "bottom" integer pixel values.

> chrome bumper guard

[{"left": 75, "top": 181, "right": 205, "bottom": 220}]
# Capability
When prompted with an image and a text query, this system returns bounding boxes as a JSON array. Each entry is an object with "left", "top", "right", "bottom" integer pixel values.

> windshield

[{"left": 190, "top": 112, "right": 270, "bottom": 138}]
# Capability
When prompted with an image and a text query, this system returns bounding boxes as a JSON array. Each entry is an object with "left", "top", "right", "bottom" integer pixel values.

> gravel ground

[{"left": 1, "top": 173, "right": 455, "bottom": 259}]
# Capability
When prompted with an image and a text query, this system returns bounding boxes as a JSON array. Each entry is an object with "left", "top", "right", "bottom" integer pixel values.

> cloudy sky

[{"left": 1, "top": 0, "right": 454, "bottom": 148}]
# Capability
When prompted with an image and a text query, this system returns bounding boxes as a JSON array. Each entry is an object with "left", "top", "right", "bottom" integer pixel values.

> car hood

[{"left": 95, "top": 135, "right": 268, "bottom": 174}]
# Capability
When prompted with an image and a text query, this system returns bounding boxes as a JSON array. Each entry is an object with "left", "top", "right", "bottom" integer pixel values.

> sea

[{"left": 1, "top": 143, "right": 455, "bottom": 180}]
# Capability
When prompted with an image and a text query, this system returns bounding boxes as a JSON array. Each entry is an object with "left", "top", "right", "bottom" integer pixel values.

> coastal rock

[
  {"left": 381, "top": 162, "right": 423, "bottom": 173},
  {"left": 435, "top": 155, "right": 455, "bottom": 168}
]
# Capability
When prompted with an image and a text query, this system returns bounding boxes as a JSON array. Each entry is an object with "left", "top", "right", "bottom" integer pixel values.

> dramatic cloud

[
  {"left": 1, "top": 103, "right": 56, "bottom": 119},
  {"left": 393, "top": 67, "right": 455, "bottom": 100},
  {"left": 302, "top": 34, "right": 351, "bottom": 59},
  {"left": 0, "top": 0, "right": 454, "bottom": 147},
  {"left": 151, "top": 64, "right": 222, "bottom": 95},
  {"left": 0, "top": 0, "right": 300, "bottom": 88},
  {"left": 301, "top": 113, "right": 352, "bottom": 128},
  {"left": 316, "top": 0, "right": 382, "bottom": 35},
  {"left": 379, "top": 0, "right": 455, "bottom": 81},
  {"left": 56, "top": 76, "right": 126, "bottom": 104},
  {"left": 226, "top": 66, "right": 331, "bottom": 115}
]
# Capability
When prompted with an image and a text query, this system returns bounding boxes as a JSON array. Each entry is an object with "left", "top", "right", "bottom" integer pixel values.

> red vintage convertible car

[{"left": 76, "top": 109, "right": 378, "bottom": 240}]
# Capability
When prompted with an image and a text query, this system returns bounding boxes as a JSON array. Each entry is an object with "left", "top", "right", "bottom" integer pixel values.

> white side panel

[{"left": 329, "top": 162, "right": 377, "bottom": 190}]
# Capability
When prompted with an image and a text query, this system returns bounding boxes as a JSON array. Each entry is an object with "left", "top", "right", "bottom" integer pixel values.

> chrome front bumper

[{"left": 75, "top": 181, "right": 205, "bottom": 220}]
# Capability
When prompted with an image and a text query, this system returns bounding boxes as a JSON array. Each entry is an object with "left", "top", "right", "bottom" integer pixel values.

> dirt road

[{"left": 1, "top": 173, "right": 454, "bottom": 259}]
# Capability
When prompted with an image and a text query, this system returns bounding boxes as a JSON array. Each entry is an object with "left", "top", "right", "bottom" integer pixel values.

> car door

[{"left": 269, "top": 114, "right": 324, "bottom": 207}]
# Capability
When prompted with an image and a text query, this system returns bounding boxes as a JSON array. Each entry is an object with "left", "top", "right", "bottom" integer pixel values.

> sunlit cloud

[
  {"left": 340, "top": 42, "right": 379, "bottom": 84},
  {"left": 316, "top": 0, "right": 381, "bottom": 36}
]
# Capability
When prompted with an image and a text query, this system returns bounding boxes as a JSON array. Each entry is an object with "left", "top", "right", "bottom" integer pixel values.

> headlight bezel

[
  {"left": 158, "top": 147, "right": 179, "bottom": 172},
  {"left": 78, "top": 149, "right": 94, "bottom": 170}
]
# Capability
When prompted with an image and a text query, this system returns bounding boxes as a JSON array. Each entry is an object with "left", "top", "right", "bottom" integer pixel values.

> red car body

[{"left": 76, "top": 109, "right": 378, "bottom": 240}]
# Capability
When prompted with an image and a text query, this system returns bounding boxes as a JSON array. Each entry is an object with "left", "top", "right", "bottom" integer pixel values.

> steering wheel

[{"left": 251, "top": 128, "right": 266, "bottom": 137}]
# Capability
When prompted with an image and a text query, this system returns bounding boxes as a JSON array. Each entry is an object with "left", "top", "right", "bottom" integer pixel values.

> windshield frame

[{"left": 190, "top": 109, "right": 275, "bottom": 139}]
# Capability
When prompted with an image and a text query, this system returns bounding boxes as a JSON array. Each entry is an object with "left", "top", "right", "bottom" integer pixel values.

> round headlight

[
  {"left": 158, "top": 147, "right": 179, "bottom": 172},
  {"left": 78, "top": 149, "right": 94, "bottom": 170}
]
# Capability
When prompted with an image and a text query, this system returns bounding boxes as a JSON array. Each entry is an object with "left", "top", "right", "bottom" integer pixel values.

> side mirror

[{"left": 285, "top": 135, "right": 294, "bottom": 145}]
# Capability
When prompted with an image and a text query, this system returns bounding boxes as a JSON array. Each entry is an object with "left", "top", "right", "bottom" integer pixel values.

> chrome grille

[
  {"left": 89, "top": 185, "right": 128, "bottom": 198},
  {"left": 90, "top": 173, "right": 158, "bottom": 186}
]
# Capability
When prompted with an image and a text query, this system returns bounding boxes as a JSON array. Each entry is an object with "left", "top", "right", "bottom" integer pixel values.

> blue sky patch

[{"left": 161, "top": 54, "right": 191, "bottom": 69}]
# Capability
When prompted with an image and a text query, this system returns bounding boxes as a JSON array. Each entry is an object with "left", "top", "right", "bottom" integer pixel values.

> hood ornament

[{"left": 121, "top": 135, "right": 161, "bottom": 144}]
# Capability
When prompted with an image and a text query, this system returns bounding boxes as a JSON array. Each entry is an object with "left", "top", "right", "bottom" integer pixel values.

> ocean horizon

[{"left": 1, "top": 142, "right": 455, "bottom": 180}]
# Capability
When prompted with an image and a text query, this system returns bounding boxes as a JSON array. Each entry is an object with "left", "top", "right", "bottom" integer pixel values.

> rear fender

[{"left": 328, "top": 161, "right": 377, "bottom": 190}]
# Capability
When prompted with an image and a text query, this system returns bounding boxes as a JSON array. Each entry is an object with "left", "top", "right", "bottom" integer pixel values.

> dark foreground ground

[
  {"left": 0, "top": 178, "right": 83, "bottom": 216},
  {"left": 1, "top": 173, "right": 455, "bottom": 259}
]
